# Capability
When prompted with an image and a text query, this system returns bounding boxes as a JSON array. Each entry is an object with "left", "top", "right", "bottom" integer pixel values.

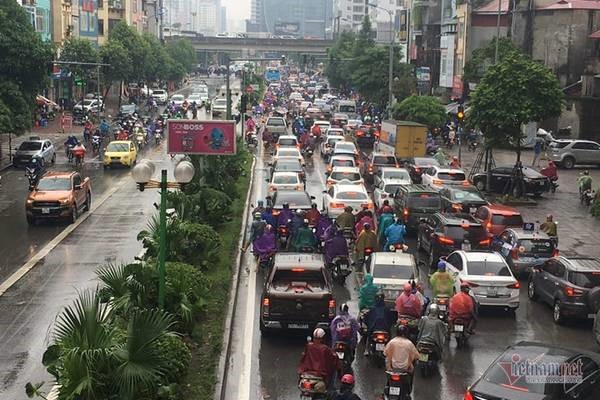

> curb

[{"left": 214, "top": 154, "right": 256, "bottom": 400}]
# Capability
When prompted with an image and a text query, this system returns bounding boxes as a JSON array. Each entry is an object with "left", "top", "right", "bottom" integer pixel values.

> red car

[{"left": 474, "top": 204, "right": 523, "bottom": 236}]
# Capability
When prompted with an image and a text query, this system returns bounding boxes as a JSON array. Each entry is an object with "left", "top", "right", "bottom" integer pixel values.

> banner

[{"left": 167, "top": 120, "right": 236, "bottom": 155}]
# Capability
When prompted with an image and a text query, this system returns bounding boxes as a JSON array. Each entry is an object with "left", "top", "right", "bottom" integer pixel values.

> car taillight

[
  {"left": 262, "top": 298, "right": 270, "bottom": 317},
  {"left": 403, "top": 208, "right": 409, "bottom": 217},
  {"left": 461, "top": 280, "right": 479, "bottom": 288},
  {"left": 368, "top": 164, "right": 373, "bottom": 173},
  {"left": 565, "top": 286, "right": 583, "bottom": 297},
  {"left": 433, "top": 179, "right": 444, "bottom": 185},
  {"left": 464, "top": 390, "right": 474, "bottom": 400},
  {"left": 330, "top": 202, "right": 345, "bottom": 208},
  {"left": 414, "top": 167, "right": 421, "bottom": 173},
  {"left": 390, "top": 374, "right": 402, "bottom": 382},
  {"left": 507, "top": 282, "right": 520, "bottom": 289},
  {"left": 552, "top": 249, "right": 559, "bottom": 257},
  {"left": 437, "top": 236, "right": 454, "bottom": 245},
  {"left": 328, "top": 299, "right": 336, "bottom": 318},
  {"left": 486, "top": 222, "right": 492, "bottom": 230},
  {"left": 364, "top": 247, "right": 374, "bottom": 255},
  {"left": 479, "top": 238, "right": 492, "bottom": 246}
]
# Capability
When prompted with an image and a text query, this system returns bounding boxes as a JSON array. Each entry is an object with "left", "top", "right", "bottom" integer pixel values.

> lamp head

[{"left": 174, "top": 160, "right": 195, "bottom": 184}]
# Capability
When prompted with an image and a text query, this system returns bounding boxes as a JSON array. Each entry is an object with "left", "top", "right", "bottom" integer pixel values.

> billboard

[
  {"left": 274, "top": 22, "right": 300, "bottom": 36},
  {"left": 167, "top": 120, "right": 236, "bottom": 155}
]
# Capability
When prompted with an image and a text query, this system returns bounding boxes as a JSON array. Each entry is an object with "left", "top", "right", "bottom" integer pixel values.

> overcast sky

[{"left": 222, "top": 0, "right": 250, "bottom": 22}]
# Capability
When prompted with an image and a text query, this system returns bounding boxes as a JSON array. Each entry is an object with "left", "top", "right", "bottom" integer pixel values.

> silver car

[
  {"left": 547, "top": 139, "right": 600, "bottom": 169},
  {"left": 13, "top": 139, "right": 56, "bottom": 167}
]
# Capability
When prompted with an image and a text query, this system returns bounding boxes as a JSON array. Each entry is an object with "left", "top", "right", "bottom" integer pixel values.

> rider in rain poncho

[{"left": 359, "top": 274, "right": 379, "bottom": 310}]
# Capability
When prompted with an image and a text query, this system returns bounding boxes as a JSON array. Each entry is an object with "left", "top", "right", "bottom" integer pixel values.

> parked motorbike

[
  {"left": 416, "top": 340, "right": 440, "bottom": 377},
  {"left": 384, "top": 370, "right": 411, "bottom": 400}
]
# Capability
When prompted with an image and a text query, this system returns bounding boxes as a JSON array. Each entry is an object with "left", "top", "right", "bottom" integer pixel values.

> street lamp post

[
  {"left": 131, "top": 159, "right": 195, "bottom": 309},
  {"left": 367, "top": 3, "right": 394, "bottom": 118}
]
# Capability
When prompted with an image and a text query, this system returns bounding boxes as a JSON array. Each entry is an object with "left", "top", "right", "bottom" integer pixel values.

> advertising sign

[
  {"left": 79, "top": 0, "right": 98, "bottom": 39},
  {"left": 274, "top": 22, "right": 300, "bottom": 36},
  {"left": 167, "top": 120, "right": 236, "bottom": 155},
  {"left": 396, "top": 10, "right": 409, "bottom": 43}
]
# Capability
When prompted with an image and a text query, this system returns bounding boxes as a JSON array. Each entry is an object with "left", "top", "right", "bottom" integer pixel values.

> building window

[
  {"left": 98, "top": 18, "right": 104, "bottom": 35},
  {"left": 353, "top": 6, "right": 363, "bottom": 12},
  {"left": 108, "top": 18, "right": 120, "bottom": 32},
  {"left": 98, "top": 0, "right": 103, "bottom": 8},
  {"left": 353, "top": 14, "right": 362, "bottom": 21},
  {"left": 35, "top": 8, "right": 47, "bottom": 33},
  {"left": 133, "top": 0, "right": 137, "bottom": 13}
]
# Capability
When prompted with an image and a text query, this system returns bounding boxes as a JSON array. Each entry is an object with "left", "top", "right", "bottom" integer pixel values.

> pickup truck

[
  {"left": 260, "top": 253, "right": 336, "bottom": 335},
  {"left": 264, "top": 116, "right": 287, "bottom": 138},
  {"left": 25, "top": 171, "right": 92, "bottom": 225}
]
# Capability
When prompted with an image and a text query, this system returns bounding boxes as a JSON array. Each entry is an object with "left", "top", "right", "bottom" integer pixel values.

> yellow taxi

[{"left": 103, "top": 140, "right": 137, "bottom": 168}]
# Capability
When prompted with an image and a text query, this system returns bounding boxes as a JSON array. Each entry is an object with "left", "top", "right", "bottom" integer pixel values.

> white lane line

[{"left": 0, "top": 177, "right": 127, "bottom": 297}]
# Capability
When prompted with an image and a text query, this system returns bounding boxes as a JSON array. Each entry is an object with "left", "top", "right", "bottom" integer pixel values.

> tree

[
  {"left": 354, "top": 15, "right": 375, "bottom": 57},
  {"left": 392, "top": 74, "right": 417, "bottom": 103},
  {"left": 392, "top": 95, "right": 446, "bottom": 128},
  {"left": 0, "top": 0, "right": 54, "bottom": 135},
  {"left": 109, "top": 21, "right": 149, "bottom": 83},
  {"left": 166, "top": 38, "right": 197, "bottom": 74},
  {"left": 141, "top": 33, "right": 171, "bottom": 82},
  {"left": 463, "top": 37, "right": 520, "bottom": 84},
  {"left": 99, "top": 39, "right": 132, "bottom": 98},
  {"left": 325, "top": 31, "right": 356, "bottom": 90},
  {"left": 60, "top": 37, "right": 99, "bottom": 82}
]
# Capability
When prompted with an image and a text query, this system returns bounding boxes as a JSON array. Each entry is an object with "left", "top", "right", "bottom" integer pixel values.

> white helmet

[{"left": 313, "top": 328, "right": 326, "bottom": 339}]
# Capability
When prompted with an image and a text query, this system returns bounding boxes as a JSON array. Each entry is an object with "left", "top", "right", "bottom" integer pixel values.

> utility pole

[
  {"left": 367, "top": 3, "right": 394, "bottom": 118},
  {"left": 494, "top": 0, "right": 502, "bottom": 63}
]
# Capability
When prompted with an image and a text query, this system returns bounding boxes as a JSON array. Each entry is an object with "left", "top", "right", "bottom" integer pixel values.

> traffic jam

[{"left": 242, "top": 65, "right": 600, "bottom": 400}]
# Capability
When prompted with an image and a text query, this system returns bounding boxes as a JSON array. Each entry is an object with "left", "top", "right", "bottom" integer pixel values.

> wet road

[{"left": 225, "top": 136, "right": 600, "bottom": 400}]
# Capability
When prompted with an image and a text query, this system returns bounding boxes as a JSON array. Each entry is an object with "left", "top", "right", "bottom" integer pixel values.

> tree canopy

[
  {"left": 60, "top": 37, "right": 99, "bottom": 82},
  {"left": 0, "top": 0, "right": 54, "bottom": 135},
  {"left": 469, "top": 53, "right": 564, "bottom": 152},
  {"left": 392, "top": 95, "right": 447, "bottom": 128},
  {"left": 463, "top": 37, "right": 520, "bottom": 84}
]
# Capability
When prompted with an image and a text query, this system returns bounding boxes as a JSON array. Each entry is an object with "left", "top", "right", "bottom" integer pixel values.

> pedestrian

[{"left": 532, "top": 136, "right": 543, "bottom": 167}]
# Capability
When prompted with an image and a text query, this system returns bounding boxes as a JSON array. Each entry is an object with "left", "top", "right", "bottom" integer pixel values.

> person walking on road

[{"left": 532, "top": 136, "right": 543, "bottom": 167}]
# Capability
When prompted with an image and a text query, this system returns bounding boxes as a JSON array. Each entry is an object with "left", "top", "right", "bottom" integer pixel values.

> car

[
  {"left": 444, "top": 251, "right": 520, "bottom": 310},
  {"left": 260, "top": 253, "right": 335, "bottom": 334},
  {"left": 332, "top": 141, "right": 359, "bottom": 162},
  {"left": 393, "top": 184, "right": 443, "bottom": 231},
  {"left": 140, "top": 86, "right": 153, "bottom": 96},
  {"left": 289, "top": 92, "right": 303, "bottom": 102},
  {"left": 73, "top": 98, "right": 103, "bottom": 113},
  {"left": 547, "top": 139, "right": 600, "bottom": 169},
  {"left": 326, "top": 155, "right": 357, "bottom": 175},
  {"left": 103, "top": 140, "right": 137, "bottom": 168},
  {"left": 269, "top": 158, "right": 305, "bottom": 181},
  {"left": 13, "top": 139, "right": 56, "bottom": 167},
  {"left": 595, "top": 308, "right": 600, "bottom": 346},
  {"left": 362, "top": 152, "right": 400, "bottom": 183},
  {"left": 267, "top": 171, "right": 304, "bottom": 195},
  {"left": 332, "top": 113, "right": 349, "bottom": 126},
  {"left": 354, "top": 125, "right": 379, "bottom": 148},
  {"left": 464, "top": 341, "right": 600, "bottom": 400},
  {"left": 346, "top": 119, "right": 362, "bottom": 132},
  {"left": 211, "top": 98, "right": 228, "bottom": 117},
  {"left": 373, "top": 167, "right": 412, "bottom": 189},
  {"left": 312, "top": 120, "right": 330, "bottom": 134},
  {"left": 373, "top": 178, "right": 412, "bottom": 209},
  {"left": 474, "top": 204, "right": 523, "bottom": 236},
  {"left": 417, "top": 213, "right": 492, "bottom": 268},
  {"left": 528, "top": 256, "right": 600, "bottom": 324},
  {"left": 118, "top": 103, "right": 138, "bottom": 117},
  {"left": 323, "top": 181, "right": 373, "bottom": 218},
  {"left": 326, "top": 166, "right": 363, "bottom": 188},
  {"left": 406, "top": 157, "right": 441, "bottom": 184},
  {"left": 265, "top": 117, "right": 288, "bottom": 137},
  {"left": 151, "top": 89, "right": 168, "bottom": 104},
  {"left": 25, "top": 172, "right": 91, "bottom": 225},
  {"left": 326, "top": 127, "right": 345, "bottom": 136},
  {"left": 439, "top": 186, "right": 489, "bottom": 214},
  {"left": 299, "top": 101, "right": 312, "bottom": 111},
  {"left": 271, "top": 190, "right": 314, "bottom": 216},
  {"left": 170, "top": 94, "right": 185, "bottom": 107},
  {"left": 363, "top": 252, "right": 419, "bottom": 307},
  {"left": 186, "top": 93, "right": 205, "bottom": 105},
  {"left": 471, "top": 166, "right": 550, "bottom": 197},
  {"left": 492, "top": 228, "right": 558, "bottom": 276},
  {"left": 320, "top": 135, "right": 346, "bottom": 158},
  {"left": 275, "top": 134, "right": 298, "bottom": 148},
  {"left": 421, "top": 166, "right": 468, "bottom": 191},
  {"left": 273, "top": 148, "right": 304, "bottom": 165}
]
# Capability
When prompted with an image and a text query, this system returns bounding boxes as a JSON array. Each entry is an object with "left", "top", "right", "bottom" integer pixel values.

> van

[
  {"left": 335, "top": 100, "right": 357, "bottom": 115},
  {"left": 392, "top": 184, "right": 442, "bottom": 231}
]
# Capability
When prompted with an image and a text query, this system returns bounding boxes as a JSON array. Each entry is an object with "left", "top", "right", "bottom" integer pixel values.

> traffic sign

[{"left": 245, "top": 85, "right": 253, "bottom": 94}]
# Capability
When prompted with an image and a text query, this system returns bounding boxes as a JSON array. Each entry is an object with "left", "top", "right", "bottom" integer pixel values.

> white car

[
  {"left": 212, "top": 98, "right": 228, "bottom": 117},
  {"left": 274, "top": 148, "right": 304, "bottom": 165},
  {"left": 170, "top": 94, "right": 185, "bottom": 107},
  {"left": 289, "top": 92, "right": 303, "bottom": 102},
  {"left": 323, "top": 181, "right": 373, "bottom": 217},
  {"left": 74, "top": 99, "right": 103, "bottom": 113},
  {"left": 332, "top": 141, "right": 359, "bottom": 160},
  {"left": 267, "top": 171, "right": 304, "bottom": 195},
  {"left": 320, "top": 135, "right": 345, "bottom": 158},
  {"left": 276, "top": 135, "right": 299, "bottom": 148},
  {"left": 346, "top": 119, "right": 363, "bottom": 131},
  {"left": 299, "top": 101, "right": 312, "bottom": 111},
  {"left": 313, "top": 120, "right": 331, "bottom": 133},
  {"left": 326, "top": 127, "right": 345, "bottom": 136},
  {"left": 373, "top": 178, "right": 412, "bottom": 208},
  {"left": 151, "top": 89, "right": 168, "bottom": 104},
  {"left": 421, "top": 166, "right": 468, "bottom": 191},
  {"left": 326, "top": 166, "right": 363, "bottom": 188},
  {"left": 187, "top": 93, "right": 205, "bottom": 105},
  {"left": 326, "top": 155, "right": 357, "bottom": 175},
  {"left": 364, "top": 252, "right": 419, "bottom": 306},
  {"left": 374, "top": 167, "right": 412, "bottom": 188},
  {"left": 443, "top": 251, "right": 520, "bottom": 310}
]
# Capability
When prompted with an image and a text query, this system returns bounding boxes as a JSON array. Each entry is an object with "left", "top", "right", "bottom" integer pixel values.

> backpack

[{"left": 335, "top": 316, "right": 352, "bottom": 340}]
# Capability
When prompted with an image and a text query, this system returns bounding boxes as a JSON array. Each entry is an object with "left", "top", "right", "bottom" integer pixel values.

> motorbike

[
  {"left": 434, "top": 295, "right": 450, "bottom": 323},
  {"left": 581, "top": 188, "right": 594, "bottom": 207},
  {"left": 25, "top": 167, "right": 39, "bottom": 191},
  {"left": 155, "top": 130, "right": 163, "bottom": 145},
  {"left": 416, "top": 340, "right": 440, "bottom": 377},
  {"left": 246, "top": 132, "right": 258, "bottom": 147},
  {"left": 369, "top": 330, "right": 390, "bottom": 366},
  {"left": 135, "top": 132, "right": 146, "bottom": 149},
  {"left": 342, "top": 227, "right": 355, "bottom": 251},
  {"left": 333, "top": 341, "right": 353, "bottom": 374},
  {"left": 258, "top": 253, "right": 274, "bottom": 271},
  {"left": 329, "top": 256, "right": 351, "bottom": 284},
  {"left": 384, "top": 370, "right": 411, "bottom": 400},
  {"left": 451, "top": 317, "right": 471, "bottom": 348},
  {"left": 92, "top": 135, "right": 102, "bottom": 153},
  {"left": 362, "top": 247, "right": 374, "bottom": 271},
  {"left": 298, "top": 374, "right": 327, "bottom": 400},
  {"left": 66, "top": 144, "right": 75, "bottom": 163},
  {"left": 468, "top": 140, "right": 479, "bottom": 152},
  {"left": 396, "top": 315, "right": 419, "bottom": 344},
  {"left": 277, "top": 225, "right": 290, "bottom": 249}
]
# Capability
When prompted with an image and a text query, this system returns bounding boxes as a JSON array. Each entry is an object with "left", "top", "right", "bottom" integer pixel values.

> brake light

[
  {"left": 452, "top": 203, "right": 462, "bottom": 211},
  {"left": 433, "top": 179, "right": 444, "bottom": 185},
  {"left": 375, "top": 333, "right": 387, "bottom": 341},
  {"left": 552, "top": 248, "right": 559, "bottom": 257},
  {"left": 462, "top": 181, "right": 470, "bottom": 186},
  {"left": 403, "top": 208, "right": 409, "bottom": 217},
  {"left": 511, "top": 248, "right": 519, "bottom": 260},
  {"left": 368, "top": 164, "right": 373, "bottom": 173},
  {"left": 507, "top": 282, "right": 520, "bottom": 289},
  {"left": 330, "top": 202, "right": 345, "bottom": 208},
  {"left": 565, "top": 286, "right": 583, "bottom": 297},
  {"left": 461, "top": 280, "right": 479, "bottom": 288},
  {"left": 437, "top": 298, "right": 447, "bottom": 305},
  {"left": 464, "top": 390, "right": 475, "bottom": 400},
  {"left": 362, "top": 203, "right": 374, "bottom": 209},
  {"left": 479, "top": 238, "right": 492, "bottom": 246},
  {"left": 357, "top": 131, "right": 364, "bottom": 136},
  {"left": 390, "top": 374, "right": 402, "bottom": 382},
  {"left": 328, "top": 299, "right": 336, "bottom": 318},
  {"left": 262, "top": 298, "right": 270, "bottom": 317},
  {"left": 326, "top": 179, "right": 334, "bottom": 185},
  {"left": 414, "top": 167, "right": 421, "bottom": 173},
  {"left": 301, "top": 380, "right": 313, "bottom": 389},
  {"left": 279, "top": 226, "right": 288, "bottom": 233},
  {"left": 486, "top": 222, "right": 492, "bottom": 230},
  {"left": 292, "top": 268, "right": 305, "bottom": 272},
  {"left": 437, "top": 236, "right": 454, "bottom": 245},
  {"left": 399, "top": 318, "right": 408, "bottom": 325},
  {"left": 272, "top": 210, "right": 280, "bottom": 216}
]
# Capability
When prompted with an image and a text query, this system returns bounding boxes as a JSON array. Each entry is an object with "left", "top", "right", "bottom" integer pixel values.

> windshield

[
  {"left": 445, "top": 225, "right": 488, "bottom": 241},
  {"left": 332, "top": 159, "right": 354, "bottom": 167},
  {"left": 519, "top": 239, "right": 555, "bottom": 255},
  {"left": 549, "top": 141, "right": 569, "bottom": 149},
  {"left": 276, "top": 161, "right": 301, "bottom": 171},
  {"left": 331, "top": 171, "right": 361, "bottom": 181},
  {"left": 406, "top": 194, "right": 441, "bottom": 209},
  {"left": 339, "top": 105, "right": 355, "bottom": 113},
  {"left": 19, "top": 142, "right": 42, "bottom": 151},
  {"left": 273, "top": 175, "right": 299, "bottom": 184},
  {"left": 451, "top": 190, "right": 485, "bottom": 202},
  {"left": 171, "top": 95, "right": 184, "bottom": 101},
  {"left": 272, "top": 270, "right": 326, "bottom": 291},
  {"left": 373, "top": 156, "right": 397, "bottom": 165},
  {"left": 336, "top": 191, "right": 367, "bottom": 200},
  {"left": 438, "top": 172, "right": 466, "bottom": 181},
  {"left": 569, "top": 271, "right": 600, "bottom": 288},
  {"left": 336, "top": 143, "right": 355, "bottom": 152},
  {"left": 384, "top": 170, "right": 410, "bottom": 180},
  {"left": 465, "top": 260, "right": 511, "bottom": 276},
  {"left": 120, "top": 105, "right": 135, "bottom": 112},
  {"left": 214, "top": 99, "right": 227, "bottom": 106},
  {"left": 279, "top": 138, "right": 297, "bottom": 146},
  {"left": 491, "top": 214, "right": 523, "bottom": 226},
  {"left": 37, "top": 177, "right": 71, "bottom": 191},
  {"left": 327, "top": 138, "right": 344, "bottom": 146},
  {"left": 383, "top": 184, "right": 404, "bottom": 194},
  {"left": 268, "top": 119, "right": 285, "bottom": 126},
  {"left": 153, "top": 90, "right": 165, "bottom": 95},
  {"left": 414, "top": 158, "right": 440, "bottom": 167},
  {"left": 107, "top": 142, "right": 130, "bottom": 152},
  {"left": 373, "top": 264, "right": 414, "bottom": 280},
  {"left": 273, "top": 192, "right": 311, "bottom": 208},
  {"left": 83, "top": 100, "right": 94, "bottom": 106}
]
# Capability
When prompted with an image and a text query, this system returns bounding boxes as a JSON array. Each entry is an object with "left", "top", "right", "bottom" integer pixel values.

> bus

[{"left": 265, "top": 67, "right": 281, "bottom": 82}]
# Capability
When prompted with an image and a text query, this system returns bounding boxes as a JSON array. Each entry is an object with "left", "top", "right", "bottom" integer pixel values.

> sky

[{"left": 222, "top": 0, "right": 250, "bottom": 23}]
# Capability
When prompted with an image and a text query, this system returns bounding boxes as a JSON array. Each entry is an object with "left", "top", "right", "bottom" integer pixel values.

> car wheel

[
  {"left": 511, "top": 185, "right": 523, "bottom": 198},
  {"left": 553, "top": 300, "right": 565, "bottom": 324},
  {"left": 51, "top": 153, "right": 56, "bottom": 163},
  {"left": 562, "top": 156, "right": 575, "bottom": 169},
  {"left": 527, "top": 279, "right": 538, "bottom": 301},
  {"left": 71, "top": 204, "right": 78, "bottom": 224},
  {"left": 475, "top": 179, "right": 485, "bottom": 191},
  {"left": 85, "top": 192, "right": 91, "bottom": 212}
]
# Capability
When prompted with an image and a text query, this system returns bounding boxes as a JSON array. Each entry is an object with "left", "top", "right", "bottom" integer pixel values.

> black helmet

[
  {"left": 396, "top": 323, "right": 409, "bottom": 337},
  {"left": 311, "top": 203, "right": 317, "bottom": 209},
  {"left": 375, "top": 292, "right": 385, "bottom": 304},
  {"left": 283, "top": 202, "right": 289, "bottom": 209}
]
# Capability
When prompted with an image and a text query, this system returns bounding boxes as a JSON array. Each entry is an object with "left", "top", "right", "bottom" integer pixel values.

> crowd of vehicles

[{"left": 243, "top": 68, "right": 600, "bottom": 400}]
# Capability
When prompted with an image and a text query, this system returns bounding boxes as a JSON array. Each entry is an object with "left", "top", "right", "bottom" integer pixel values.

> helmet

[
  {"left": 265, "top": 224, "right": 273, "bottom": 231},
  {"left": 382, "top": 199, "right": 390, "bottom": 206},
  {"left": 253, "top": 212, "right": 262, "bottom": 219},
  {"left": 340, "top": 303, "right": 349, "bottom": 313},
  {"left": 584, "top": 170, "right": 590, "bottom": 175},
  {"left": 396, "top": 323, "right": 409, "bottom": 337},
  {"left": 453, "top": 156, "right": 458, "bottom": 160},
  {"left": 403, "top": 282, "right": 412, "bottom": 293},
  {"left": 437, "top": 260, "right": 446, "bottom": 271},
  {"left": 546, "top": 214, "right": 553, "bottom": 221},
  {"left": 303, "top": 218, "right": 309, "bottom": 225},
  {"left": 311, "top": 203, "right": 317, "bottom": 209},
  {"left": 428, "top": 303, "right": 440, "bottom": 318},
  {"left": 313, "top": 328, "right": 326, "bottom": 339},
  {"left": 340, "top": 374, "right": 355, "bottom": 385},
  {"left": 460, "top": 281, "right": 470, "bottom": 291},
  {"left": 344, "top": 206, "right": 353, "bottom": 212},
  {"left": 296, "top": 209, "right": 304, "bottom": 215},
  {"left": 382, "top": 206, "right": 393, "bottom": 214},
  {"left": 363, "top": 222, "right": 371, "bottom": 230},
  {"left": 375, "top": 292, "right": 385, "bottom": 303},
  {"left": 361, "top": 204, "right": 369, "bottom": 210}
]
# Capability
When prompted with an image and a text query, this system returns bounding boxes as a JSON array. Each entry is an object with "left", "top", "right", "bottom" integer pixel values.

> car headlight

[
  {"left": 60, "top": 198, "right": 71, "bottom": 205},
  {"left": 26, "top": 199, "right": 34, "bottom": 205}
]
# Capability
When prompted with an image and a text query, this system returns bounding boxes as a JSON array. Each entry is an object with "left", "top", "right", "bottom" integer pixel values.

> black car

[
  {"left": 472, "top": 166, "right": 550, "bottom": 197},
  {"left": 417, "top": 213, "right": 491, "bottom": 268},
  {"left": 406, "top": 157, "right": 441, "bottom": 183},
  {"left": 528, "top": 256, "right": 600, "bottom": 324},
  {"left": 354, "top": 125, "right": 378, "bottom": 148},
  {"left": 269, "top": 158, "right": 305, "bottom": 182},
  {"left": 439, "top": 186, "right": 488, "bottom": 214},
  {"left": 271, "top": 190, "right": 314, "bottom": 215},
  {"left": 392, "top": 184, "right": 442, "bottom": 231},
  {"left": 492, "top": 228, "right": 557, "bottom": 277},
  {"left": 465, "top": 341, "right": 600, "bottom": 400}
]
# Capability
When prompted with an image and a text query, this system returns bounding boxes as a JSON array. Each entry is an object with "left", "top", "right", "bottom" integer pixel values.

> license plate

[
  {"left": 469, "top": 207, "right": 477, "bottom": 214},
  {"left": 301, "top": 396, "right": 312, "bottom": 400},
  {"left": 288, "top": 323, "right": 308, "bottom": 329},
  {"left": 454, "top": 324, "right": 464, "bottom": 332},
  {"left": 419, "top": 353, "right": 429, "bottom": 362},
  {"left": 389, "top": 386, "right": 401, "bottom": 395},
  {"left": 488, "top": 287, "right": 498, "bottom": 297},
  {"left": 438, "top": 304, "right": 447, "bottom": 311},
  {"left": 337, "top": 352, "right": 345, "bottom": 359},
  {"left": 462, "top": 243, "right": 471, "bottom": 251},
  {"left": 42, "top": 208, "right": 50, "bottom": 214},
  {"left": 376, "top": 343, "right": 385, "bottom": 351}
]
